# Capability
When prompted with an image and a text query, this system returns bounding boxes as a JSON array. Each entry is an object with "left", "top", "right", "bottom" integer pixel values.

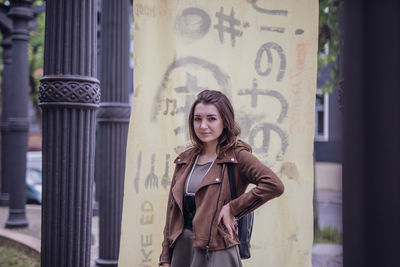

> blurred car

[
  {"left": 26, "top": 152, "right": 42, "bottom": 204},
  {"left": 26, "top": 167, "right": 42, "bottom": 204}
]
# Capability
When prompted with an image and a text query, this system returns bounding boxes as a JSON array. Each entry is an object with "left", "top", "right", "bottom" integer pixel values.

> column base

[
  {"left": 95, "top": 258, "right": 118, "bottom": 266},
  {"left": 5, "top": 209, "right": 29, "bottom": 228},
  {"left": 0, "top": 193, "right": 9, "bottom": 206}
]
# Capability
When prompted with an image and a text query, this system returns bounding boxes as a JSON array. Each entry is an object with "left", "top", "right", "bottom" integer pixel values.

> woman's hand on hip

[{"left": 218, "top": 203, "right": 237, "bottom": 239}]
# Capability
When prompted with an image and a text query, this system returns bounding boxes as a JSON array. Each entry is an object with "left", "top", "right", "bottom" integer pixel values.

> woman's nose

[{"left": 200, "top": 120, "right": 207, "bottom": 129}]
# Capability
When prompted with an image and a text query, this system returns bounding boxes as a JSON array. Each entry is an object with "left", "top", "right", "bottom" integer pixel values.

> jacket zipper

[
  {"left": 235, "top": 198, "right": 262, "bottom": 218},
  {"left": 205, "top": 164, "right": 225, "bottom": 257}
]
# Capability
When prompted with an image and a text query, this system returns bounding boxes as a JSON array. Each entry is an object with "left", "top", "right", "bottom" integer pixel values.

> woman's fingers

[
  {"left": 218, "top": 204, "right": 229, "bottom": 225},
  {"left": 226, "top": 223, "right": 234, "bottom": 238},
  {"left": 217, "top": 210, "right": 223, "bottom": 225},
  {"left": 218, "top": 203, "right": 237, "bottom": 238}
]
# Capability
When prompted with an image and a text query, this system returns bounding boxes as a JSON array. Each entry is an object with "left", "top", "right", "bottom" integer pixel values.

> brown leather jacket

[{"left": 159, "top": 146, "right": 284, "bottom": 265}]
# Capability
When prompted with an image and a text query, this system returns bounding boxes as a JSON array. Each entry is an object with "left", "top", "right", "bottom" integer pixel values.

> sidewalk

[
  {"left": 312, "top": 162, "right": 343, "bottom": 266},
  {"left": 312, "top": 243, "right": 343, "bottom": 267},
  {"left": 312, "top": 189, "right": 343, "bottom": 267}
]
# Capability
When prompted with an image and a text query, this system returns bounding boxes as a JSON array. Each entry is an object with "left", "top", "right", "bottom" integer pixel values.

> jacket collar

[
  {"left": 174, "top": 147, "right": 239, "bottom": 165},
  {"left": 174, "top": 147, "right": 198, "bottom": 165},
  {"left": 215, "top": 149, "right": 238, "bottom": 164}
]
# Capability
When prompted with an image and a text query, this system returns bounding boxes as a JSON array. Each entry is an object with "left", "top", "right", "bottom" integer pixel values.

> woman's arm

[{"left": 228, "top": 149, "right": 284, "bottom": 219}]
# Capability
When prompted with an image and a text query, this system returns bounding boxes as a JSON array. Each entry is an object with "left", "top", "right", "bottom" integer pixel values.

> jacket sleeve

[
  {"left": 229, "top": 149, "right": 284, "bottom": 219},
  {"left": 159, "top": 167, "right": 177, "bottom": 265}
]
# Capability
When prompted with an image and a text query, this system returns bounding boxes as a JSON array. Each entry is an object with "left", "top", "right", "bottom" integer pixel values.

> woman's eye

[
  {"left": 208, "top": 117, "right": 216, "bottom": 121},
  {"left": 194, "top": 117, "right": 201, "bottom": 121}
]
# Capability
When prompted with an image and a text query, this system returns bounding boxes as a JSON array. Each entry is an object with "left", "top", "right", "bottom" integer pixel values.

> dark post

[
  {"left": 4, "top": 0, "right": 33, "bottom": 228},
  {"left": 343, "top": 0, "right": 400, "bottom": 266},
  {"left": 39, "top": 0, "right": 99, "bottom": 266},
  {"left": 95, "top": 0, "right": 130, "bottom": 265},
  {"left": 0, "top": 35, "right": 12, "bottom": 206}
]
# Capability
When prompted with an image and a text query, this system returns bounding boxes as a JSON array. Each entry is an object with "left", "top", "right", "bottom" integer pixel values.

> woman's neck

[
  {"left": 203, "top": 141, "right": 218, "bottom": 155},
  {"left": 198, "top": 143, "right": 218, "bottom": 164}
]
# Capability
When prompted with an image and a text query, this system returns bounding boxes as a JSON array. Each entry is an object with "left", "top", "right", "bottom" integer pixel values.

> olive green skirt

[{"left": 170, "top": 228, "right": 243, "bottom": 267}]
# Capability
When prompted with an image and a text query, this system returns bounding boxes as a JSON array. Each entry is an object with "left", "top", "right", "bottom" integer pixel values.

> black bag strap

[{"left": 227, "top": 163, "right": 237, "bottom": 200}]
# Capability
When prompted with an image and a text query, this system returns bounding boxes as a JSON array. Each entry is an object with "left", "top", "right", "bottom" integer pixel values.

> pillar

[
  {"left": 343, "top": 0, "right": 400, "bottom": 266},
  {"left": 95, "top": 0, "right": 130, "bottom": 265},
  {"left": 5, "top": 0, "right": 33, "bottom": 228},
  {"left": 0, "top": 35, "right": 12, "bottom": 206},
  {"left": 39, "top": 0, "right": 99, "bottom": 266}
]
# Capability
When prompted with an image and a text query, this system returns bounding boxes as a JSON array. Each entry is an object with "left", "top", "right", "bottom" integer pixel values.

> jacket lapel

[
  {"left": 172, "top": 148, "right": 240, "bottom": 204},
  {"left": 171, "top": 150, "right": 197, "bottom": 213},
  {"left": 196, "top": 163, "right": 224, "bottom": 192},
  {"left": 195, "top": 150, "right": 239, "bottom": 192}
]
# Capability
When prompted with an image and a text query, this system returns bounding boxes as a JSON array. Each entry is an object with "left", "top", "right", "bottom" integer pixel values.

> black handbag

[{"left": 227, "top": 163, "right": 254, "bottom": 259}]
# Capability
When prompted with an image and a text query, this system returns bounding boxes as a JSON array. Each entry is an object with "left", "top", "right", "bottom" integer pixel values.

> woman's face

[{"left": 193, "top": 103, "right": 224, "bottom": 148}]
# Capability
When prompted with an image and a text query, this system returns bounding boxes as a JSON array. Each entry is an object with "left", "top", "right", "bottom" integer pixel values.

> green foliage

[
  {"left": 318, "top": 0, "right": 343, "bottom": 94},
  {"left": 29, "top": 12, "right": 45, "bottom": 74},
  {"left": 314, "top": 225, "right": 342, "bottom": 244},
  {"left": 28, "top": 6, "right": 45, "bottom": 130},
  {"left": 0, "top": 1, "right": 45, "bottom": 129},
  {"left": 0, "top": 1, "right": 44, "bottom": 4},
  {"left": 29, "top": 11, "right": 45, "bottom": 100}
]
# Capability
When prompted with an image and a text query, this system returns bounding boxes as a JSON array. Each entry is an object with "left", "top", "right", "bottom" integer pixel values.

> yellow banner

[{"left": 120, "top": 0, "right": 318, "bottom": 266}]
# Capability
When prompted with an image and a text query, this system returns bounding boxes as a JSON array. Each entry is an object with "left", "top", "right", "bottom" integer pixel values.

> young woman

[{"left": 159, "top": 90, "right": 284, "bottom": 267}]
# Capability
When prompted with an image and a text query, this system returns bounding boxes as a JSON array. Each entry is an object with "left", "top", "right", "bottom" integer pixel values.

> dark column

[
  {"left": 0, "top": 35, "right": 12, "bottom": 206},
  {"left": 5, "top": 0, "right": 33, "bottom": 228},
  {"left": 95, "top": 0, "right": 130, "bottom": 266},
  {"left": 39, "top": 0, "right": 99, "bottom": 266},
  {"left": 343, "top": 1, "right": 400, "bottom": 267},
  {"left": 93, "top": 0, "right": 102, "bottom": 217}
]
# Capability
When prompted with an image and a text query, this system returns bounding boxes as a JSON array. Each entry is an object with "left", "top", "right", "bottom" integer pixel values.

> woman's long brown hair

[{"left": 188, "top": 90, "right": 251, "bottom": 156}]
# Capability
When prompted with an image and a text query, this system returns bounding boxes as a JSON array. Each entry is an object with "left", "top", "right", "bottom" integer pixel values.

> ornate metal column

[
  {"left": 39, "top": 0, "right": 99, "bottom": 266},
  {"left": 0, "top": 35, "right": 12, "bottom": 206},
  {"left": 95, "top": 0, "right": 130, "bottom": 266},
  {"left": 4, "top": 0, "right": 33, "bottom": 228}
]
